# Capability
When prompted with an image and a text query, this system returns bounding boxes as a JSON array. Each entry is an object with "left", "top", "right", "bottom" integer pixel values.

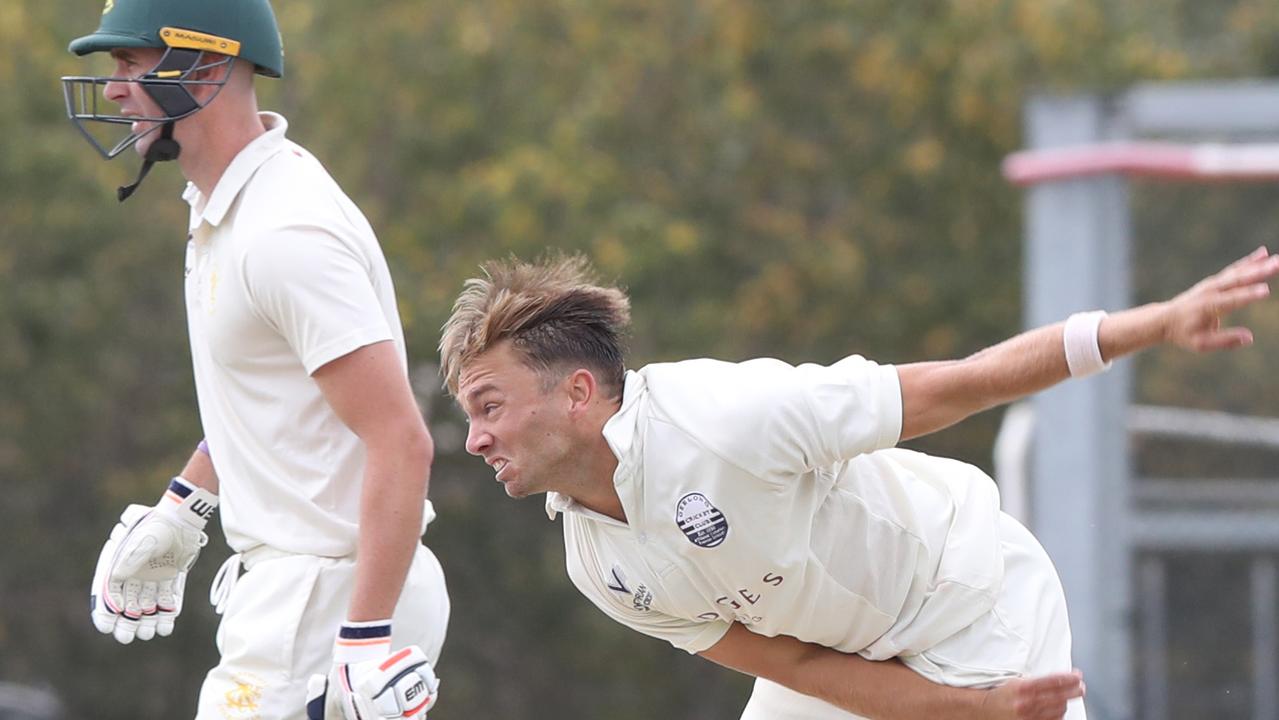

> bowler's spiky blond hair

[{"left": 440, "top": 255, "right": 631, "bottom": 398}]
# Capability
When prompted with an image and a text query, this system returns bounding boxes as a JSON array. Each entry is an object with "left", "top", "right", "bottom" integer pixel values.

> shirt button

[{"left": 637, "top": 532, "right": 648, "bottom": 544}]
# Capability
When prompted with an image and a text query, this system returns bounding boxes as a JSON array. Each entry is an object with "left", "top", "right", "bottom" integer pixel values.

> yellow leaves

[
  {"left": 901, "top": 272, "right": 935, "bottom": 308},
  {"left": 664, "top": 221, "right": 699, "bottom": 255},
  {"left": 563, "top": 3, "right": 603, "bottom": 49},
  {"left": 726, "top": 83, "right": 759, "bottom": 120},
  {"left": 852, "top": 36, "right": 898, "bottom": 95},
  {"left": 1119, "top": 36, "right": 1189, "bottom": 79},
  {"left": 1225, "top": 0, "right": 1279, "bottom": 34},
  {"left": 459, "top": 7, "right": 495, "bottom": 56},
  {"left": 922, "top": 324, "right": 958, "bottom": 359},
  {"left": 0, "top": 3, "right": 26, "bottom": 42},
  {"left": 1014, "top": 0, "right": 1105, "bottom": 64},
  {"left": 735, "top": 263, "right": 803, "bottom": 335},
  {"left": 274, "top": 0, "right": 315, "bottom": 36},
  {"left": 744, "top": 203, "right": 805, "bottom": 241},
  {"left": 850, "top": 33, "right": 928, "bottom": 123},
  {"left": 592, "top": 235, "right": 628, "bottom": 274},
  {"left": 950, "top": 0, "right": 1004, "bottom": 22},
  {"left": 471, "top": 160, "right": 517, "bottom": 198},
  {"left": 711, "top": 0, "right": 763, "bottom": 56},
  {"left": 903, "top": 137, "right": 944, "bottom": 178},
  {"left": 496, "top": 204, "right": 539, "bottom": 243},
  {"left": 953, "top": 88, "right": 985, "bottom": 128},
  {"left": 813, "top": 230, "right": 865, "bottom": 283},
  {"left": 780, "top": 137, "right": 823, "bottom": 173}
]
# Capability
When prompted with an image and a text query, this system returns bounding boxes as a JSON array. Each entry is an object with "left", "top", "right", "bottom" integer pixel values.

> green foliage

[{"left": 3, "top": 0, "right": 1279, "bottom": 717}]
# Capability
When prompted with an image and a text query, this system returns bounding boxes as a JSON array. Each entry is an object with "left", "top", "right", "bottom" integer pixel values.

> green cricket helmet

[
  {"left": 62, "top": 0, "right": 284, "bottom": 199},
  {"left": 69, "top": 0, "right": 283, "bottom": 77}
]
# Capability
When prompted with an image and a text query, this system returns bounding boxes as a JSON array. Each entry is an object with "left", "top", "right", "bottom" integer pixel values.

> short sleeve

[
  {"left": 794, "top": 355, "right": 903, "bottom": 465},
  {"left": 642, "top": 356, "right": 903, "bottom": 479},
  {"left": 241, "top": 225, "right": 392, "bottom": 374}
]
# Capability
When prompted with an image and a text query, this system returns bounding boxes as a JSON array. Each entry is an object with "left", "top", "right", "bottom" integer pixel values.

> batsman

[{"left": 63, "top": 0, "right": 449, "bottom": 717}]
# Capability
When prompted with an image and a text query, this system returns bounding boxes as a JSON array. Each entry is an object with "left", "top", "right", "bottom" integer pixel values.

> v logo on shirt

[{"left": 607, "top": 565, "right": 629, "bottom": 594}]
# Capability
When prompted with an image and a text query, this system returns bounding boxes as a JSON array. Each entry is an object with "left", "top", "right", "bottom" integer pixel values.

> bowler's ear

[{"left": 565, "top": 368, "right": 598, "bottom": 413}]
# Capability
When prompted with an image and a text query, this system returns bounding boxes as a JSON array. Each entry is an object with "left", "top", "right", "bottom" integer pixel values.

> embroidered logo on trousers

[{"left": 220, "top": 671, "right": 264, "bottom": 719}]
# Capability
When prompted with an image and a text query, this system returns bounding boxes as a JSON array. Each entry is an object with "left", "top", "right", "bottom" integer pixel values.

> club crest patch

[{"left": 675, "top": 492, "right": 729, "bottom": 548}]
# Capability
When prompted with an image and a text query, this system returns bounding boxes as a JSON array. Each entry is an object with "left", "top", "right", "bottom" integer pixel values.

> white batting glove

[
  {"left": 89, "top": 477, "right": 217, "bottom": 644},
  {"left": 305, "top": 620, "right": 440, "bottom": 720}
]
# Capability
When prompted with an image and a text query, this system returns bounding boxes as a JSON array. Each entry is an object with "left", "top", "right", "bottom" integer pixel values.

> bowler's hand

[
  {"left": 1163, "top": 246, "right": 1279, "bottom": 352},
  {"left": 979, "top": 670, "right": 1084, "bottom": 720}
]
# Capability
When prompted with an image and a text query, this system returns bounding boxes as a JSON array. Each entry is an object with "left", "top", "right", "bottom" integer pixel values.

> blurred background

[{"left": 4, "top": 0, "right": 1279, "bottom": 718}]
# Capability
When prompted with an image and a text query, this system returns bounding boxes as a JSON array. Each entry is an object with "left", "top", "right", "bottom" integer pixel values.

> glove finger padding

[
  {"left": 135, "top": 580, "right": 159, "bottom": 641},
  {"left": 154, "top": 577, "right": 180, "bottom": 637}
]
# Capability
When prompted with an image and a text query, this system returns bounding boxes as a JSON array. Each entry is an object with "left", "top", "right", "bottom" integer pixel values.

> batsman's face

[
  {"left": 459, "top": 341, "right": 576, "bottom": 499},
  {"left": 102, "top": 48, "right": 167, "bottom": 156}
]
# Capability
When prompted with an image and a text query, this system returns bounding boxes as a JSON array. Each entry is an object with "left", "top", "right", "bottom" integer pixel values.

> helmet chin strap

[{"left": 117, "top": 121, "right": 182, "bottom": 202}]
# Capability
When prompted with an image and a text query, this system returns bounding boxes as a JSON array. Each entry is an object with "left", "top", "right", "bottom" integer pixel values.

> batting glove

[
  {"left": 306, "top": 620, "right": 440, "bottom": 720},
  {"left": 90, "top": 477, "right": 217, "bottom": 644}
]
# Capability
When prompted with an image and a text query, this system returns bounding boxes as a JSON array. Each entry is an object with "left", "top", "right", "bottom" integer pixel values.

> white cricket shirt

[
  {"left": 553, "top": 357, "right": 1005, "bottom": 659},
  {"left": 184, "top": 112, "right": 412, "bottom": 555}
]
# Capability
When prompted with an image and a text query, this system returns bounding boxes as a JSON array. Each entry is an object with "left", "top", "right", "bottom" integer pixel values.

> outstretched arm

[
  {"left": 700, "top": 624, "right": 1082, "bottom": 720},
  {"left": 897, "top": 246, "right": 1279, "bottom": 441}
]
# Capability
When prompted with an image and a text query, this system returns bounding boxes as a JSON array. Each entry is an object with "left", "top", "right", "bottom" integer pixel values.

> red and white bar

[{"left": 1003, "top": 142, "right": 1279, "bottom": 185}]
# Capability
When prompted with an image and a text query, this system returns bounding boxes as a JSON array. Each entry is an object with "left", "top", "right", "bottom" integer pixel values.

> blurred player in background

[
  {"left": 62, "top": 1, "right": 448, "bottom": 717},
  {"left": 440, "top": 249, "right": 1279, "bottom": 719}
]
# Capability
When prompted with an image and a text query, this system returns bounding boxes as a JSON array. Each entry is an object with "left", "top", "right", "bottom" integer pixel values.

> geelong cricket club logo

[{"left": 675, "top": 492, "right": 729, "bottom": 548}]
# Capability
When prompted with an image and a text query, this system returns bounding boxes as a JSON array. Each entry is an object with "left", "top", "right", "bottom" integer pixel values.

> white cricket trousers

[
  {"left": 739, "top": 513, "right": 1086, "bottom": 720},
  {"left": 194, "top": 544, "right": 449, "bottom": 720}
]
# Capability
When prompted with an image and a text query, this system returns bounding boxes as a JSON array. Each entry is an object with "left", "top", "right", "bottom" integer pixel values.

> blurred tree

[{"left": 3, "top": 0, "right": 1279, "bottom": 717}]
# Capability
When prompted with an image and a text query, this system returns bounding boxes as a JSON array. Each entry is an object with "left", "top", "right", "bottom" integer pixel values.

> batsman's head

[
  {"left": 441, "top": 255, "right": 631, "bottom": 499},
  {"left": 62, "top": 0, "right": 283, "bottom": 162}
]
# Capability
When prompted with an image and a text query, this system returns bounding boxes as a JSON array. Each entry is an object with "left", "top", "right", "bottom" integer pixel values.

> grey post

[{"left": 1023, "top": 93, "right": 1134, "bottom": 720}]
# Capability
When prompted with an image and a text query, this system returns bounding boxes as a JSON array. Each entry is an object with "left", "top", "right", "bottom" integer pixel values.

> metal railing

[{"left": 996, "top": 403, "right": 1279, "bottom": 719}]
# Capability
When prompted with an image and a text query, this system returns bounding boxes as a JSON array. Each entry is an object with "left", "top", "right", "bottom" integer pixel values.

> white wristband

[
  {"left": 333, "top": 619, "right": 393, "bottom": 665},
  {"left": 1063, "top": 311, "right": 1112, "bottom": 378}
]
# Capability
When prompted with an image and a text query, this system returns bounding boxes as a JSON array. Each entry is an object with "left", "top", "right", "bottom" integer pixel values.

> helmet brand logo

[
  {"left": 102, "top": 0, "right": 114, "bottom": 15},
  {"left": 159, "top": 27, "right": 242, "bottom": 58}
]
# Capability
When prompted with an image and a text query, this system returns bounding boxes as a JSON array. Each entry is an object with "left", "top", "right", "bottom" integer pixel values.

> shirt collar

[
  {"left": 184, "top": 111, "right": 290, "bottom": 231},
  {"left": 545, "top": 370, "right": 646, "bottom": 522},
  {"left": 543, "top": 493, "right": 631, "bottom": 529}
]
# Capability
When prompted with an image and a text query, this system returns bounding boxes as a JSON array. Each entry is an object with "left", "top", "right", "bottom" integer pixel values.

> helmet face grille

[{"left": 61, "top": 48, "right": 236, "bottom": 159}]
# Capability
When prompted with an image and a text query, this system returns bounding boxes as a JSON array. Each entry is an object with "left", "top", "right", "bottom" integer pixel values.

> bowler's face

[{"left": 458, "top": 341, "right": 573, "bottom": 499}]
